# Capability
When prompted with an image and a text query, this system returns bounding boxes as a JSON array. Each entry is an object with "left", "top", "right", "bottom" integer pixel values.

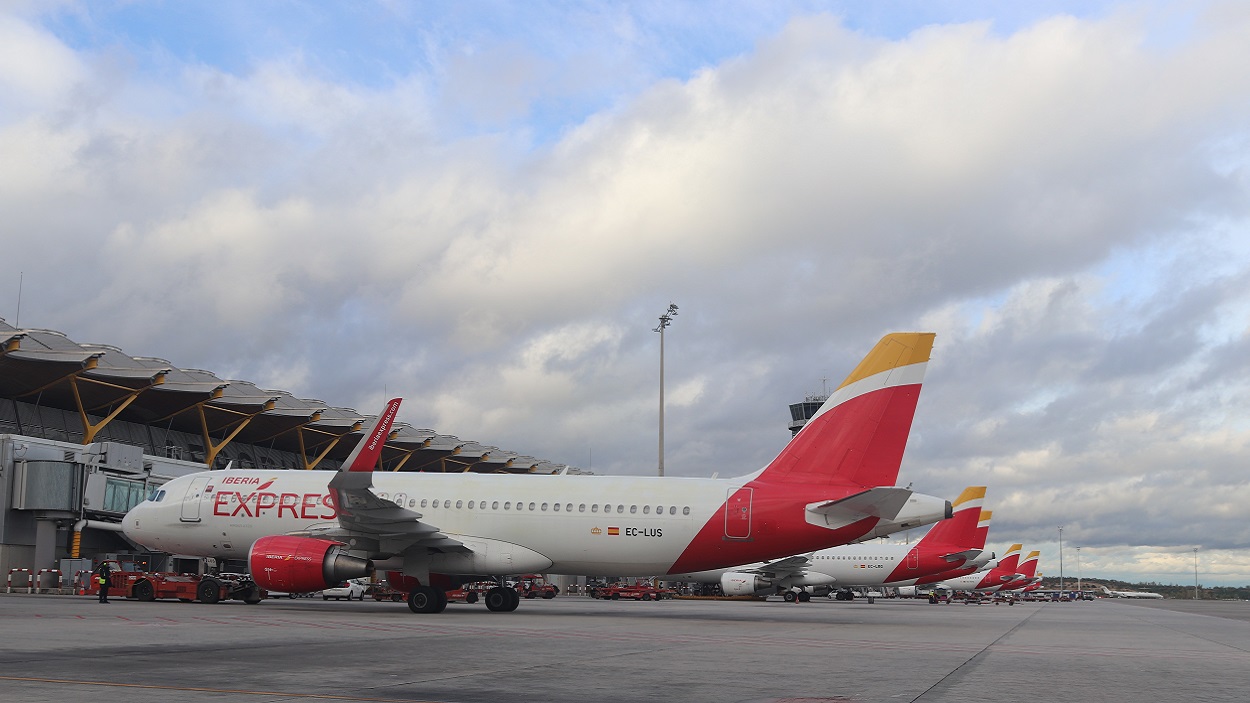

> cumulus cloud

[{"left": 2, "top": 2, "right": 1249, "bottom": 583}]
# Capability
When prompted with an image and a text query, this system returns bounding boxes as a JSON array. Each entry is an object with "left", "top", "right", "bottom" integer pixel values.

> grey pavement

[{"left": 2, "top": 593, "right": 1247, "bottom": 702}]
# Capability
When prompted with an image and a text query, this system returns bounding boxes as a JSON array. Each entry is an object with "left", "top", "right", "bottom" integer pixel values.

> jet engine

[
  {"left": 720, "top": 572, "right": 773, "bottom": 596},
  {"left": 248, "top": 535, "right": 374, "bottom": 593}
]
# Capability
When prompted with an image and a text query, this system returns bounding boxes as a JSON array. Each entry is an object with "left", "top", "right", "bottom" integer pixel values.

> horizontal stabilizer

[
  {"left": 805, "top": 486, "right": 915, "bottom": 530},
  {"left": 941, "top": 548, "right": 982, "bottom": 563}
]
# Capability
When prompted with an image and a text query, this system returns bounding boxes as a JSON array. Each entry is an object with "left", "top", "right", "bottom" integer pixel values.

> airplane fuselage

[{"left": 125, "top": 469, "right": 889, "bottom": 576}]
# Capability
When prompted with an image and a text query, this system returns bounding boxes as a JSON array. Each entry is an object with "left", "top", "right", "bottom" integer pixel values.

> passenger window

[
  {"left": 669, "top": 506, "right": 676, "bottom": 515},
  {"left": 420, "top": 499, "right": 428, "bottom": 508},
  {"left": 467, "top": 501, "right": 475, "bottom": 509},
  {"left": 643, "top": 506, "right": 650, "bottom": 514},
  {"left": 579, "top": 504, "right": 586, "bottom": 512},
  {"left": 591, "top": 504, "right": 598, "bottom": 513},
  {"left": 492, "top": 501, "right": 499, "bottom": 510},
  {"left": 409, "top": 499, "right": 417, "bottom": 508},
  {"left": 616, "top": 505, "right": 624, "bottom": 514},
  {"left": 529, "top": 502, "right": 536, "bottom": 511},
  {"left": 630, "top": 505, "right": 637, "bottom": 514},
  {"left": 504, "top": 502, "right": 511, "bottom": 510},
  {"left": 682, "top": 506, "right": 690, "bottom": 515},
  {"left": 566, "top": 503, "right": 573, "bottom": 512},
  {"left": 456, "top": 500, "right": 463, "bottom": 509},
  {"left": 431, "top": 499, "right": 439, "bottom": 508},
  {"left": 541, "top": 503, "right": 549, "bottom": 511},
  {"left": 553, "top": 503, "right": 560, "bottom": 512}
]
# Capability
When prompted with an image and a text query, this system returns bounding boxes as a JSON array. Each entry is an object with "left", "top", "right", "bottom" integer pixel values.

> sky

[{"left": 2, "top": 1, "right": 1248, "bottom": 586}]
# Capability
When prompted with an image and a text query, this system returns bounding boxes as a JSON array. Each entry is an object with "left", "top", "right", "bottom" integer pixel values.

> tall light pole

[
  {"left": 1058, "top": 526, "right": 1065, "bottom": 598},
  {"left": 1194, "top": 548, "right": 1199, "bottom": 600},
  {"left": 1076, "top": 546, "right": 1082, "bottom": 600},
  {"left": 654, "top": 303, "right": 678, "bottom": 477}
]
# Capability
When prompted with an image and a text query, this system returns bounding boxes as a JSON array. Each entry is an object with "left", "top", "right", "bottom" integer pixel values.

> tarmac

[{"left": 2, "top": 592, "right": 1248, "bottom": 703}]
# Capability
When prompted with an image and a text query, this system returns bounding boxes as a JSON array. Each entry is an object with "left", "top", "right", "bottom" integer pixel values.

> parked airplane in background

[
  {"left": 669, "top": 485, "right": 988, "bottom": 600},
  {"left": 997, "top": 550, "right": 1041, "bottom": 592},
  {"left": 1099, "top": 585, "right": 1164, "bottom": 599},
  {"left": 914, "top": 543, "right": 1026, "bottom": 595},
  {"left": 887, "top": 507, "right": 995, "bottom": 588},
  {"left": 124, "top": 333, "right": 952, "bottom": 614}
]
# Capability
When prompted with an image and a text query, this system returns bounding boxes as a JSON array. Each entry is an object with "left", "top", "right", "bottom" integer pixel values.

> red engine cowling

[{"left": 249, "top": 535, "right": 374, "bottom": 593}]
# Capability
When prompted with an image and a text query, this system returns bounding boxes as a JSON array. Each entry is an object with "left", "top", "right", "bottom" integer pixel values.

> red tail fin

[
  {"left": 340, "top": 398, "right": 402, "bottom": 472},
  {"left": 758, "top": 333, "right": 935, "bottom": 487}
]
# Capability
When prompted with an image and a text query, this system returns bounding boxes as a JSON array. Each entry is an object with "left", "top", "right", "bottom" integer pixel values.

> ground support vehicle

[
  {"left": 593, "top": 583, "right": 671, "bottom": 601},
  {"left": 445, "top": 581, "right": 499, "bottom": 604},
  {"left": 512, "top": 574, "right": 558, "bottom": 599},
  {"left": 84, "top": 566, "right": 262, "bottom": 604},
  {"left": 371, "top": 583, "right": 409, "bottom": 602}
]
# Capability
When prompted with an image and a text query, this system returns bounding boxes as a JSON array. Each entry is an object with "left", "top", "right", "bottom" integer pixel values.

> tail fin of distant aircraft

[
  {"left": 1017, "top": 551, "right": 1040, "bottom": 579},
  {"left": 916, "top": 486, "right": 986, "bottom": 555},
  {"left": 340, "top": 398, "right": 402, "bottom": 472},
  {"left": 757, "top": 333, "right": 934, "bottom": 487}
]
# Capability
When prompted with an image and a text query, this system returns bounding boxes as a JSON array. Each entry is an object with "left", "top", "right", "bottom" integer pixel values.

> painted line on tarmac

[{"left": 0, "top": 675, "right": 439, "bottom": 702}]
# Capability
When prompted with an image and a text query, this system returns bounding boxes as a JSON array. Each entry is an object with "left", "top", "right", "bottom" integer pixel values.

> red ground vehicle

[
  {"left": 446, "top": 581, "right": 499, "bottom": 604},
  {"left": 512, "top": 574, "right": 558, "bottom": 599},
  {"left": 371, "top": 582, "right": 409, "bottom": 602},
  {"left": 84, "top": 563, "right": 262, "bottom": 604},
  {"left": 592, "top": 582, "right": 671, "bottom": 601}
]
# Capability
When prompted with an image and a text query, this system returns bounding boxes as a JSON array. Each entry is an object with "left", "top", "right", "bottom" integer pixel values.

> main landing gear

[
  {"left": 407, "top": 586, "right": 448, "bottom": 614},
  {"left": 484, "top": 586, "right": 520, "bottom": 612},
  {"left": 406, "top": 585, "right": 520, "bottom": 613}
]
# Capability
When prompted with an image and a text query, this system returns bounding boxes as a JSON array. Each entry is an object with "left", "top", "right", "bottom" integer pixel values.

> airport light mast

[
  {"left": 1058, "top": 525, "right": 1065, "bottom": 598},
  {"left": 1076, "top": 546, "right": 1082, "bottom": 599},
  {"left": 1193, "top": 548, "right": 1199, "bottom": 600},
  {"left": 654, "top": 303, "right": 678, "bottom": 478}
]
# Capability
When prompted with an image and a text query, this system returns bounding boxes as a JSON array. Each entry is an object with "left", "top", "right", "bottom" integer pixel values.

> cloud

[{"left": 2, "top": 3, "right": 1249, "bottom": 584}]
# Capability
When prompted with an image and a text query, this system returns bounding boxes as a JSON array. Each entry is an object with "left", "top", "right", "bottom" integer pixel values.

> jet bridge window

[{"left": 103, "top": 477, "right": 148, "bottom": 513}]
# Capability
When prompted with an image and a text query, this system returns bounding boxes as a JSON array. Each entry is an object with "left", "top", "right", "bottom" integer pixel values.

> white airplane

[
  {"left": 1099, "top": 585, "right": 1164, "bottom": 599},
  {"left": 124, "top": 332, "right": 951, "bottom": 614},
  {"left": 669, "top": 485, "right": 989, "bottom": 601}
]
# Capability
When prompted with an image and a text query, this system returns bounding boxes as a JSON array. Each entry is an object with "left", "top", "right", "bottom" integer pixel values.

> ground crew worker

[{"left": 97, "top": 562, "right": 112, "bottom": 603}]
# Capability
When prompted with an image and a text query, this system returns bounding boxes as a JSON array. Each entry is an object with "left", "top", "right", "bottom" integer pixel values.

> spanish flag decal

[{"left": 607, "top": 527, "right": 620, "bottom": 536}]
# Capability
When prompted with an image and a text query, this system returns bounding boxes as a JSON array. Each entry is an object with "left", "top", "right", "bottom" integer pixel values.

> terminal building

[{"left": 0, "top": 319, "right": 581, "bottom": 581}]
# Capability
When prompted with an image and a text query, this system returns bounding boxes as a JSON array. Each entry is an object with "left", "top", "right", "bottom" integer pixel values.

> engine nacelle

[
  {"left": 720, "top": 572, "right": 773, "bottom": 596},
  {"left": 249, "top": 535, "right": 374, "bottom": 593}
]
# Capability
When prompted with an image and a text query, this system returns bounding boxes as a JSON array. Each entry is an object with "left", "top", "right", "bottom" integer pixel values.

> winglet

[{"left": 340, "top": 398, "right": 402, "bottom": 472}]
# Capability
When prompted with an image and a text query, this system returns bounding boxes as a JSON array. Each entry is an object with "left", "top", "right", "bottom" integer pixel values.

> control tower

[{"left": 787, "top": 394, "right": 828, "bottom": 436}]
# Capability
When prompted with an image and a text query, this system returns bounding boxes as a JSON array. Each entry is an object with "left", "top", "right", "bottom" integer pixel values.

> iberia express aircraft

[
  {"left": 123, "top": 332, "right": 950, "bottom": 614},
  {"left": 668, "top": 485, "right": 988, "bottom": 600}
]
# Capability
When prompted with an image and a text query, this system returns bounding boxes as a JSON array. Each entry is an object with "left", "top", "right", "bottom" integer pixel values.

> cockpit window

[{"left": 148, "top": 488, "right": 167, "bottom": 502}]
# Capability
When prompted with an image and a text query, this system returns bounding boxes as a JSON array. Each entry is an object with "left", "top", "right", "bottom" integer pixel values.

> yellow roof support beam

[{"left": 196, "top": 399, "right": 275, "bottom": 468}]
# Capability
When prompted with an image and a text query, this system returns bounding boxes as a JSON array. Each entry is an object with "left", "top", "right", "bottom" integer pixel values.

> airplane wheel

[
  {"left": 783, "top": 592, "right": 796, "bottom": 603},
  {"left": 485, "top": 587, "right": 510, "bottom": 612},
  {"left": 504, "top": 588, "right": 520, "bottom": 612},
  {"left": 466, "top": 592, "right": 479, "bottom": 604},
  {"left": 408, "top": 586, "right": 442, "bottom": 614}
]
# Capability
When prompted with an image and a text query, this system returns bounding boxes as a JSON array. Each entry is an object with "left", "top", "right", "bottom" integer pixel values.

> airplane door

[
  {"left": 180, "top": 477, "right": 210, "bottom": 522},
  {"left": 907, "top": 547, "right": 919, "bottom": 570},
  {"left": 724, "top": 488, "right": 753, "bottom": 540}
]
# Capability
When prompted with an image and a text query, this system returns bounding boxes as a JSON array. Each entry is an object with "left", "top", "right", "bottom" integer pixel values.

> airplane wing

[
  {"left": 741, "top": 554, "right": 813, "bottom": 579},
  {"left": 324, "top": 471, "right": 470, "bottom": 552}
]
